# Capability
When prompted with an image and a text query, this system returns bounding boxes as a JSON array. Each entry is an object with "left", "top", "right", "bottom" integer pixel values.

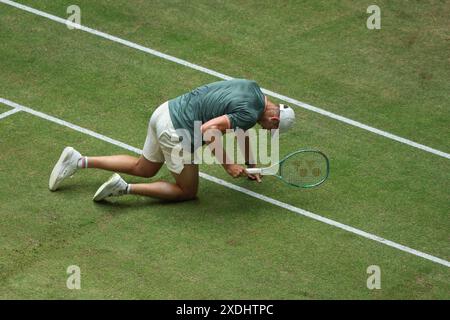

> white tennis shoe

[
  {"left": 93, "top": 173, "right": 128, "bottom": 202},
  {"left": 49, "top": 147, "right": 82, "bottom": 191}
]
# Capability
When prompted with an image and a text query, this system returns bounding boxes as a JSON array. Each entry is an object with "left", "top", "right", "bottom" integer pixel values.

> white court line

[
  {"left": 0, "top": 108, "right": 21, "bottom": 120},
  {"left": 1, "top": 0, "right": 449, "bottom": 160},
  {"left": 1, "top": 97, "right": 448, "bottom": 268}
]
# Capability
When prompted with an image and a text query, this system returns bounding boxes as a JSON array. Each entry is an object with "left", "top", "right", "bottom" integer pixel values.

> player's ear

[{"left": 270, "top": 116, "right": 280, "bottom": 125}]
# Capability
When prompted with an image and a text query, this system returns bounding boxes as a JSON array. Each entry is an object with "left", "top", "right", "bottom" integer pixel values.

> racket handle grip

[{"left": 246, "top": 168, "right": 262, "bottom": 174}]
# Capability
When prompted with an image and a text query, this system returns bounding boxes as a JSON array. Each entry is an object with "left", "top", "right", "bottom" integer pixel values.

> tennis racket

[{"left": 246, "top": 149, "right": 330, "bottom": 188}]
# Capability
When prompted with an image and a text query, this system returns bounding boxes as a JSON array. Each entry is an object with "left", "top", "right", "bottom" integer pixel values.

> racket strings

[{"left": 281, "top": 151, "right": 328, "bottom": 187}]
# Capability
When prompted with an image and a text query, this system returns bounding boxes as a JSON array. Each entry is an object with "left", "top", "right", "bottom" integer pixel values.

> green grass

[
  {"left": 1, "top": 114, "right": 448, "bottom": 299},
  {"left": 13, "top": 0, "right": 450, "bottom": 150},
  {"left": 0, "top": 104, "right": 11, "bottom": 114},
  {"left": 0, "top": 0, "right": 449, "bottom": 299}
]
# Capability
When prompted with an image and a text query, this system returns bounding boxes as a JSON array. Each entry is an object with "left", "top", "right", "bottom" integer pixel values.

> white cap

[{"left": 278, "top": 104, "right": 295, "bottom": 133}]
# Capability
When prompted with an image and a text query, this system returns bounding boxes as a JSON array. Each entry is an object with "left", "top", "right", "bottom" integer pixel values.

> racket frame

[{"left": 246, "top": 149, "right": 330, "bottom": 188}]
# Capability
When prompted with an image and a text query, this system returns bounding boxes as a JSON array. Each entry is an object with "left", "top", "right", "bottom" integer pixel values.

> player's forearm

[
  {"left": 245, "top": 141, "right": 256, "bottom": 167},
  {"left": 238, "top": 136, "right": 256, "bottom": 167},
  {"left": 204, "top": 131, "right": 232, "bottom": 166},
  {"left": 200, "top": 115, "right": 230, "bottom": 134},
  {"left": 220, "top": 148, "right": 233, "bottom": 168},
  {"left": 210, "top": 140, "right": 232, "bottom": 166}
]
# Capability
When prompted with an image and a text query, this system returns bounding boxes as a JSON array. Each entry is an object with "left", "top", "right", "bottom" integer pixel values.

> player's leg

[
  {"left": 121, "top": 100, "right": 198, "bottom": 201},
  {"left": 48, "top": 147, "right": 163, "bottom": 191},
  {"left": 85, "top": 155, "right": 163, "bottom": 178},
  {"left": 82, "top": 110, "right": 164, "bottom": 177},
  {"left": 128, "top": 164, "right": 199, "bottom": 201},
  {"left": 50, "top": 104, "right": 164, "bottom": 191},
  {"left": 91, "top": 100, "right": 199, "bottom": 202},
  {"left": 92, "top": 136, "right": 198, "bottom": 202}
]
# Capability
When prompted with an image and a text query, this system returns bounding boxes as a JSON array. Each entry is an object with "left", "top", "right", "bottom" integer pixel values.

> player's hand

[
  {"left": 225, "top": 164, "right": 248, "bottom": 178},
  {"left": 246, "top": 164, "right": 262, "bottom": 183},
  {"left": 247, "top": 173, "right": 262, "bottom": 183}
]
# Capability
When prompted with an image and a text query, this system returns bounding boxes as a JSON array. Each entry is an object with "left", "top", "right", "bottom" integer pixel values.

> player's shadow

[
  {"left": 92, "top": 195, "right": 201, "bottom": 212},
  {"left": 59, "top": 178, "right": 264, "bottom": 229},
  {"left": 51, "top": 181, "right": 201, "bottom": 214},
  {"left": 53, "top": 179, "right": 100, "bottom": 192}
]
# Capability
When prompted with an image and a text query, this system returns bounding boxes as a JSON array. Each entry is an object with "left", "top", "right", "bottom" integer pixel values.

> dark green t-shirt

[{"left": 168, "top": 79, "right": 265, "bottom": 145}]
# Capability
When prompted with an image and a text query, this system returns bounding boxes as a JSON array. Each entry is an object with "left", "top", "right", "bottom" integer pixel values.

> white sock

[{"left": 77, "top": 157, "right": 88, "bottom": 169}]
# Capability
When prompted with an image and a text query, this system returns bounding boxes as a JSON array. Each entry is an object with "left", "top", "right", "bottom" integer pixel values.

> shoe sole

[
  {"left": 49, "top": 147, "right": 74, "bottom": 191},
  {"left": 93, "top": 173, "right": 121, "bottom": 202}
]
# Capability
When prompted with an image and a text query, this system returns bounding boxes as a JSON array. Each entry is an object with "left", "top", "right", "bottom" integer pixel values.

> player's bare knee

[
  {"left": 138, "top": 170, "right": 156, "bottom": 178},
  {"left": 178, "top": 188, "right": 197, "bottom": 201},
  {"left": 132, "top": 162, "right": 155, "bottom": 178},
  {"left": 130, "top": 166, "right": 146, "bottom": 177}
]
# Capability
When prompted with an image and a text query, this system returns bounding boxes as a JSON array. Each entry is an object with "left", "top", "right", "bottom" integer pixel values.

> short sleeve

[{"left": 226, "top": 102, "right": 258, "bottom": 131}]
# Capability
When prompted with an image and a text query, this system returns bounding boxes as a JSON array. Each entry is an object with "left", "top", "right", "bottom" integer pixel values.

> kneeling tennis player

[{"left": 48, "top": 79, "right": 295, "bottom": 201}]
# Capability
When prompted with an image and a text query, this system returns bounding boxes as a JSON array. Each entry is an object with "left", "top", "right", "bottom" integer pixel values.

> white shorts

[{"left": 142, "top": 101, "right": 189, "bottom": 174}]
